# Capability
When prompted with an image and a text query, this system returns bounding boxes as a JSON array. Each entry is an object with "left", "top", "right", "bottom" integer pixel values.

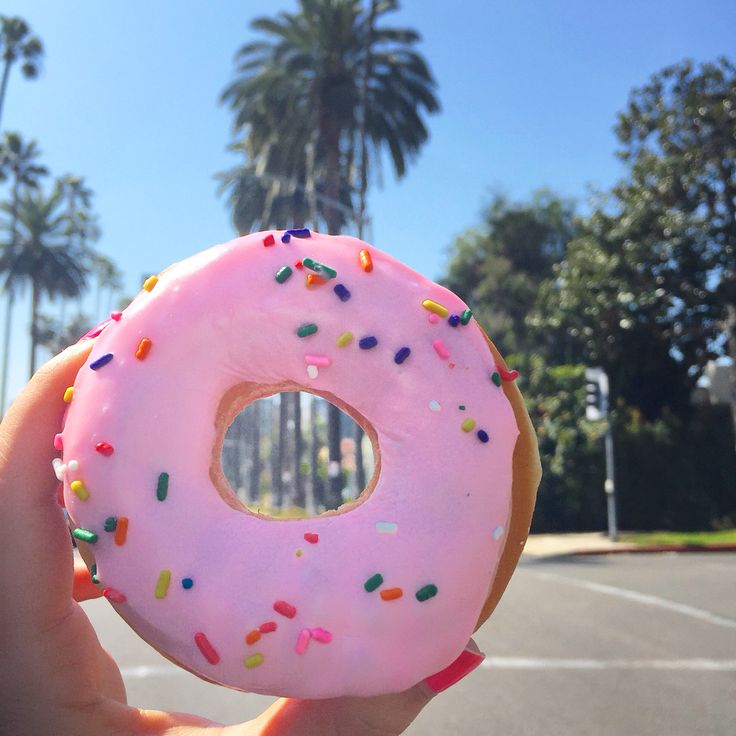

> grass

[{"left": 619, "top": 529, "right": 736, "bottom": 547}]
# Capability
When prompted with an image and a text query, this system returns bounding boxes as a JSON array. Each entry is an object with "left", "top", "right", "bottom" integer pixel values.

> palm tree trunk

[
  {"left": 249, "top": 398, "right": 261, "bottom": 503},
  {"left": 293, "top": 392, "right": 304, "bottom": 508},
  {"left": 269, "top": 398, "right": 281, "bottom": 508},
  {"left": 29, "top": 279, "right": 40, "bottom": 377},
  {"left": 310, "top": 395, "right": 322, "bottom": 510},
  {"left": 276, "top": 394, "right": 288, "bottom": 508},
  {"left": 0, "top": 59, "right": 12, "bottom": 131},
  {"left": 0, "top": 289, "right": 14, "bottom": 415},
  {"left": 355, "top": 423, "right": 366, "bottom": 495}
]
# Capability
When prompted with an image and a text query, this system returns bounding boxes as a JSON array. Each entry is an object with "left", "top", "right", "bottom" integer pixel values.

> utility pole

[{"left": 585, "top": 367, "right": 618, "bottom": 540}]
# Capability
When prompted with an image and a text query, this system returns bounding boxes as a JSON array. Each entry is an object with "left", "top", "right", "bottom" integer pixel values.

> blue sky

[{"left": 2, "top": 0, "right": 735, "bottom": 406}]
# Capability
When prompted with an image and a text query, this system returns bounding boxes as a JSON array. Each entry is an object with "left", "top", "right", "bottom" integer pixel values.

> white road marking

[
  {"left": 482, "top": 658, "right": 736, "bottom": 671},
  {"left": 531, "top": 570, "right": 736, "bottom": 629}
]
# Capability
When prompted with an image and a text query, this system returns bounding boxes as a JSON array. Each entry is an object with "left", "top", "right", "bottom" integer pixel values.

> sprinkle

[
  {"left": 135, "top": 338, "right": 152, "bottom": 360},
  {"left": 432, "top": 339, "right": 450, "bottom": 360},
  {"left": 380, "top": 587, "right": 403, "bottom": 601},
  {"left": 461, "top": 418, "right": 476, "bottom": 432},
  {"left": 448, "top": 361, "right": 456, "bottom": 369},
  {"left": 415, "top": 584, "right": 438, "bottom": 602},
  {"left": 63, "top": 387, "right": 74, "bottom": 403},
  {"left": 336, "top": 331, "right": 353, "bottom": 347},
  {"left": 275, "top": 266, "right": 293, "bottom": 283},
  {"left": 306, "top": 365, "right": 318, "bottom": 379},
  {"left": 295, "top": 259, "right": 304, "bottom": 269},
  {"left": 195, "top": 632, "right": 220, "bottom": 664},
  {"left": 90, "top": 563, "right": 99, "bottom": 585},
  {"left": 142, "top": 275, "right": 158, "bottom": 292},
  {"left": 262, "top": 233, "right": 275, "bottom": 246},
  {"left": 333, "top": 283, "right": 351, "bottom": 301},
  {"left": 53, "top": 433, "right": 63, "bottom": 451},
  {"left": 499, "top": 367, "right": 520, "bottom": 382},
  {"left": 95, "top": 441, "right": 114, "bottom": 456},
  {"left": 103, "top": 516, "right": 118, "bottom": 532},
  {"left": 394, "top": 347, "right": 411, "bottom": 364},
  {"left": 428, "top": 400, "right": 441, "bottom": 411},
  {"left": 295, "top": 548, "right": 303, "bottom": 556},
  {"left": 364, "top": 573, "right": 384, "bottom": 592},
  {"left": 297, "top": 323, "right": 318, "bottom": 338},
  {"left": 281, "top": 232, "right": 290, "bottom": 243},
  {"left": 246, "top": 630, "right": 261, "bottom": 645},
  {"left": 428, "top": 313, "right": 440, "bottom": 324},
  {"left": 274, "top": 600, "right": 297, "bottom": 618},
  {"left": 90, "top": 353, "right": 113, "bottom": 371},
  {"left": 244, "top": 653, "right": 264, "bottom": 668},
  {"left": 259, "top": 621, "right": 277, "bottom": 634},
  {"left": 302, "top": 257, "right": 337, "bottom": 279},
  {"left": 52, "top": 458, "right": 66, "bottom": 481},
  {"left": 458, "top": 405, "right": 466, "bottom": 411},
  {"left": 306, "top": 273, "right": 327, "bottom": 288},
  {"left": 155, "top": 570, "right": 171, "bottom": 599},
  {"left": 110, "top": 311, "right": 122, "bottom": 321},
  {"left": 156, "top": 472, "right": 169, "bottom": 501},
  {"left": 295, "top": 628, "right": 311, "bottom": 655},
  {"left": 376, "top": 521, "right": 398, "bottom": 534},
  {"left": 492, "top": 525, "right": 505, "bottom": 540},
  {"left": 102, "top": 587, "right": 126, "bottom": 603},
  {"left": 310, "top": 627, "right": 333, "bottom": 644},
  {"left": 477, "top": 429, "right": 490, "bottom": 443},
  {"left": 182, "top": 577, "right": 194, "bottom": 589},
  {"left": 448, "top": 314, "right": 460, "bottom": 327},
  {"left": 359, "top": 336, "right": 378, "bottom": 350},
  {"left": 286, "top": 227, "right": 311, "bottom": 239},
  {"left": 114, "top": 517, "right": 128, "bottom": 545},
  {"left": 305, "top": 354, "right": 331, "bottom": 367},
  {"left": 72, "top": 528, "right": 97, "bottom": 544},
  {"left": 67, "top": 459, "right": 79, "bottom": 472},
  {"left": 491, "top": 371, "right": 502, "bottom": 387},
  {"left": 422, "top": 299, "right": 449, "bottom": 318},
  {"left": 359, "top": 249, "right": 373, "bottom": 272},
  {"left": 460, "top": 308, "right": 473, "bottom": 325},
  {"left": 304, "top": 532, "right": 319, "bottom": 544}
]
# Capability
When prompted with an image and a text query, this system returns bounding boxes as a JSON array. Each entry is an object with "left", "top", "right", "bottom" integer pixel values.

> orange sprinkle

[
  {"left": 142, "top": 275, "right": 158, "bottom": 292},
  {"left": 135, "top": 338, "right": 152, "bottom": 360},
  {"left": 63, "top": 386, "right": 74, "bottom": 403},
  {"left": 380, "top": 587, "right": 403, "bottom": 601},
  {"left": 306, "top": 273, "right": 327, "bottom": 288},
  {"left": 246, "top": 629, "right": 261, "bottom": 645},
  {"left": 359, "top": 249, "right": 373, "bottom": 272},
  {"left": 114, "top": 517, "right": 128, "bottom": 545}
]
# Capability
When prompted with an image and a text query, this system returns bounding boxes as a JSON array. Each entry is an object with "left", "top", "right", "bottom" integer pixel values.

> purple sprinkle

[
  {"left": 359, "top": 336, "right": 378, "bottom": 350},
  {"left": 333, "top": 283, "right": 351, "bottom": 302},
  {"left": 281, "top": 232, "right": 291, "bottom": 243},
  {"left": 286, "top": 228, "right": 311, "bottom": 239},
  {"left": 448, "top": 314, "right": 461, "bottom": 327},
  {"left": 394, "top": 346, "right": 411, "bottom": 364},
  {"left": 89, "top": 353, "right": 113, "bottom": 370},
  {"left": 477, "top": 429, "right": 489, "bottom": 443}
]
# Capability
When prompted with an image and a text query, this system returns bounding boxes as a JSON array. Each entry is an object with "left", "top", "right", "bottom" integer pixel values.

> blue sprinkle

[
  {"left": 286, "top": 227, "right": 311, "bottom": 239},
  {"left": 90, "top": 353, "right": 113, "bottom": 370},
  {"left": 359, "top": 336, "right": 378, "bottom": 350},
  {"left": 181, "top": 577, "right": 194, "bottom": 589},
  {"left": 281, "top": 232, "right": 291, "bottom": 243},
  {"left": 448, "top": 314, "right": 460, "bottom": 327},
  {"left": 477, "top": 429, "right": 490, "bottom": 443},
  {"left": 333, "top": 283, "right": 351, "bottom": 302},
  {"left": 394, "top": 346, "right": 411, "bottom": 364}
]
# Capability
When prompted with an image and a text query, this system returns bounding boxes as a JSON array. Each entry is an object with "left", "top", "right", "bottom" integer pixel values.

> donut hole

[{"left": 214, "top": 383, "right": 378, "bottom": 518}]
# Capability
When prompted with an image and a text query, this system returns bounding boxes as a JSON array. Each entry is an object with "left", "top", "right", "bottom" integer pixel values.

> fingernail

[{"left": 424, "top": 646, "right": 485, "bottom": 693}]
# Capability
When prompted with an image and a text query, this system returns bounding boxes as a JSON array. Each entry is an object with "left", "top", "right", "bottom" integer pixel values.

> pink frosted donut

[{"left": 59, "top": 230, "right": 523, "bottom": 698}]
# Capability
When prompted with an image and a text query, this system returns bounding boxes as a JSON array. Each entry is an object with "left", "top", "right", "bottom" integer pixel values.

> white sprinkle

[
  {"left": 306, "top": 364, "right": 319, "bottom": 379},
  {"left": 67, "top": 459, "right": 79, "bottom": 472},
  {"left": 492, "top": 525, "right": 504, "bottom": 540},
  {"left": 428, "top": 400, "right": 441, "bottom": 411},
  {"left": 52, "top": 458, "right": 66, "bottom": 481},
  {"left": 376, "top": 521, "right": 398, "bottom": 535}
]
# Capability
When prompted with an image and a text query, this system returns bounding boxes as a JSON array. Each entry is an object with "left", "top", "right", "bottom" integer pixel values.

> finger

[{"left": 73, "top": 557, "right": 103, "bottom": 602}]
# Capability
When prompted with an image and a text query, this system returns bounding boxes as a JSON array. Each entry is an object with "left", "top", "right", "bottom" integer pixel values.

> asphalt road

[{"left": 82, "top": 553, "right": 736, "bottom": 735}]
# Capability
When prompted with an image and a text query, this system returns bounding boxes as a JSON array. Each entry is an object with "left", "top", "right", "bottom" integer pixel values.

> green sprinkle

[
  {"left": 245, "top": 653, "right": 264, "bottom": 668},
  {"left": 103, "top": 516, "right": 118, "bottom": 532},
  {"left": 458, "top": 405, "right": 466, "bottom": 411},
  {"left": 155, "top": 569, "right": 172, "bottom": 599},
  {"left": 416, "top": 584, "right": 438, "bottom": 602},
  {"left": 72, "top": 528, "right": 98, "bottom": 544},
  {"left": 302, "top": 257, "right": 337, "bottom": 279},
  {"left": 491, "top": 371, "right": 502, "bottom": 387},
  {"left": 297, "top": 323, "right": 318, "bottom": 338},
  {"left": 275, "top": 266, "right": 293, "bottom": 283},
  {"left": 460, "top": 308, "right": 473, "bottom": 325},
  {"left": 90, "top": 563, "right": 99, "bottom": 585},
  {"left": 364, "top": 573, "right": 384, "bottom": 592},
  {"left": 156, "top": 472, "right": 169, "bottom": 501}
]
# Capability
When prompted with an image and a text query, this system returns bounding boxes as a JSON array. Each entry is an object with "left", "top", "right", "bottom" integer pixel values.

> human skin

[{"left": 0, "top": 343, "right": 484, "bottom": 736}]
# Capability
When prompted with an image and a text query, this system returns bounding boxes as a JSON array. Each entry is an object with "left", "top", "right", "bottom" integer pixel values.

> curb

[{"left": 561, "top": 543, "right": 736, "bottom": 556}]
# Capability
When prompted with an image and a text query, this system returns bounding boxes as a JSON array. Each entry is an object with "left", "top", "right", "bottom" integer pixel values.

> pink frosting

[{"left": 61, "top": 231, "right": 518, "bottom": 698}]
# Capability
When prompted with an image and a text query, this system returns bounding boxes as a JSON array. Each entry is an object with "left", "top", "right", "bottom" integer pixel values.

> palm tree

[
  {"left": 90, "top": 253, "right": 122, "bottom": 321},
  {"left": 0, "top": 181, "right": 89, "bottom": 376},
  {"left": 0, "top": 16, "right": 44, "bottom": 130},
  {"left": 0, "top": 132, "right": 47, "bottom": 411}
]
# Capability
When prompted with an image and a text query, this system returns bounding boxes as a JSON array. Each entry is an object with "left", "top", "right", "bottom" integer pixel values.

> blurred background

[{"left": 2, "top": 1, "right": 735, "bottom": 733}]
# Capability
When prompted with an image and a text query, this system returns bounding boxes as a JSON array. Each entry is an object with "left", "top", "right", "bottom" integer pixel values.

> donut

[{"left": 58, "top": 230, "right": 540, "bottom": 698}]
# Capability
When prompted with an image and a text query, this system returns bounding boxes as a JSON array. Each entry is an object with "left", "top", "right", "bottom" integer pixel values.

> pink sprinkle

[
  {"left": 110, "top": 311, "right": 122, "bottom": 321},
  {"left": 194, "top": 632, "right": 220, "bottom": 664},
  {"left": 310, "top": 627, "right": 333, "bottom": 644},
  {"left": 428, "top": 313, "right": 440, "bottom": 324},
  {"left": 295, "top": 628, "right": 311, "bottom": 655},
  {"left": 53, "top": 433, "right": 63, "bottom": 451},
  {"left": 259, "top": 621, "right": 277, "bottom": 634},
  {"left": 102, "top": 587, "right": 126, "bottom": 603},
  {"left": 274, "top": 600, "right": 297, "bottom": 618},
  {"left": 304, "top": 532, "right": 319, "bottom": 544},
  {"left": 433, "top": 339, "right": 450, "bottom": 360},
  {"left": 304, "top": 354, "right": 331, "bottom": 367}
]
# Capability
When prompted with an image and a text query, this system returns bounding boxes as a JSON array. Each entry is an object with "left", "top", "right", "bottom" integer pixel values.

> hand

[{"left": 0, "top": 344, "right": 484, "bottom": 735}]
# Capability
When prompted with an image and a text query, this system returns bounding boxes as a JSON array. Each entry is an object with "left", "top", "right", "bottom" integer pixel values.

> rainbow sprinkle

[
  {"left": 195, "top": 632, "right": 220, "bottom": 664},
  {"left": 297, "top": 323, "right": 318, "bottom": 338},
  {"left": 70, "top": 480, "right": 89, "bottom": 501},
  {"left": 311, "top": 627, "right": 333, "bottom": 644},
  {"left": 156, "top": 472, "right": 169, "bottom": 501},
  {"left": 428, "top": 400, "right": 441, "bottom": 411},
  {"left": 142, "top": 275, "right": 158, "bottom": 292},
  {"left": 359, "top": 336, "right": 378, "bottom": 350},
  {"left": 499, "top": 367, "right": 520, "bottom": 382},
  {"left": 103, "top": 516, "right": 117, "bottom": 532},
  {"left": 304, "top": 532, "right": 319, "bottom": 544},
  {"left": 182, "top": 578, "right": 194, "bottom": 589},
  {"left": 295, "top": 628, "right": 311, "bottom": 655},
  {"left": 262, "top": 233, "right": 275, "bottom": 246},
  {"left": 375, "top": 521, "right": 398, "bottom": 534},
  {"left": 72, "top": 528, "right": 97, "bottom": 544},
  {"left": 477, "top": 429, "right": 490, "bottom": 443},
  {"left": 275, "top": 266, "right": 293, "bottom": 283},
  {"left": 246, "top": 630, "right": 261, "bottom": 645},
  {"left": 336, "top": 331, "right": 353, "bottom": 347},
  {"left": 416, "top": 584, "right": 438, "bottom": 602},
  {"left": 448, "top": 314, "right": 460, "bottom": 327},
  {"left": 154, "top": 569, "right": 172, "bottom": 599},
  {"left": 302, "top": 257, "right": 337, "bottom": 279},
  {"left": 422, "top": 299, "right": 449, "bottom": 318},
  {"left": 114, "top": 517, "right": 128, "bottom": 545},
  {"left": 359, "top": 249, "right": 373, "bottom": 272},
  {"left": 244, "top": 653, "right": 264, "bottom": 668},
  {"left": 63, "top": 387, "right": 74, "bottom": 403},
  {"left": 461, "top": 418, "right": 477, "bottom": 432},
  {"left": 89, "top": 353, "right": 113, "bottom": 371},
  {"left": 305, "top": 354, "right": 331, "bottom": 367},
  {"left": 333, "top": 283, "right": 351, "bottom": 301},
  {"left": 135, "top": 338, "right": 152, "bottom": 360},
  {"left": 306, "top": 365, "right": 318, "bottom": 379},
  {"left": 432, "top": 339, "right": 450, "bottom": 360},
  {"left": 260, "top": 621, "right": 277, "bottom": 633},
  {"left": 394, "top": 347, "right": 411, "bottom": 364},
  {"left": 102, "top": 587, "right": 126, "bottom": 603},
  {"left": 95, "top": 441, "right": 114, "bottom": 456},
  {"left": 460, "top": 308, "right": 473, "bottom": 325},
  {"left": 492, "top": 525, "right": 505, "bottom": 540},
  {"left": 273, "top": 600, "right": 297, "bottom": 618},
  {"left": 364, "top": 573, "right": 384, "bottom": 592},
  {"left": 380, "top": 587, "right": 403, "bottom": 601},
  {"left": 491, "top": 371, "right": 502, "bottom": 387}
]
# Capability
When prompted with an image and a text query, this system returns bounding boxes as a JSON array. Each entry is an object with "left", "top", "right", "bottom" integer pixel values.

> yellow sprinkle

[
  {"left": 295, "top": 548, "right": 303, "bottom": 557},
  {"left": 143, "top": 275, "right": 159, "bottom": 292},
  {"left": 63, "top": 386, "right": 74, "bottom": 403},
  {"left": 154, "top": 569, "right": 171, "bottom": 598},
  {"left": 336, "top": 331, "right": 354, "bottom": 347},
  {"left": 244, "top": 653, "right": 264, "bottom": 669},
  {"left": 422, "top": 299, "right": 449, "bottom": 318},
  {"left": 461, "top": 418, "right": 477, "bottom": 432},
  {"left": 70, "top": 480, "right": 89, "bottom": 501}
]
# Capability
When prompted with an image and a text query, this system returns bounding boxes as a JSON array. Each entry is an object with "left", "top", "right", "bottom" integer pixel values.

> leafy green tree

[
  {"left": 34, "top": 312, "right": 90, "bottom": 357},
  {"left": 0, "top": 15, "right": 43, "bottom": 129}
]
